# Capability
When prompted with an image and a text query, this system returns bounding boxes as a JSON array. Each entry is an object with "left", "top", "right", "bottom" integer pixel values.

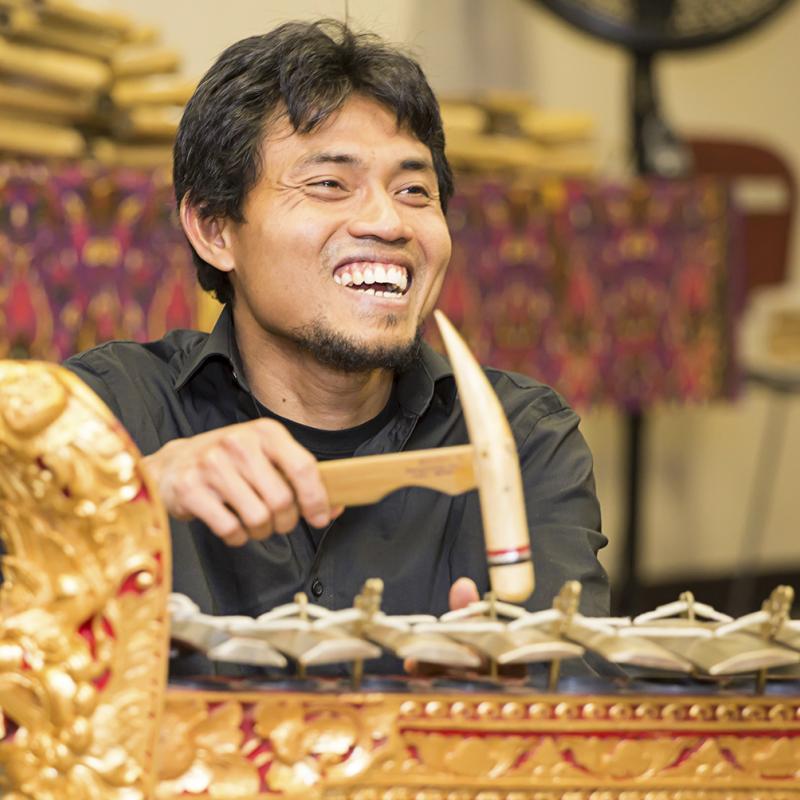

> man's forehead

[{"left": 262, "top": 97, "right": 433, "bottom": 166}]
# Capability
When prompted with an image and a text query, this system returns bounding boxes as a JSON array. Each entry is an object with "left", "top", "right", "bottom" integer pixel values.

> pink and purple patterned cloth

[
  {"left": 439, "top": 176, "right": 742, "bottom": 409},
  {"left": 0, "top": 161, "right": 197, "bottom": 362},
  {"left": 0, "top": 161, "right": 742, "bottom": 410}
]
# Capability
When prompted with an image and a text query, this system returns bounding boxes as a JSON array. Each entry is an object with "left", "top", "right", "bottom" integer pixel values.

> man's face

[{"left": 224, "top": 95, "right": 452, "bottom": 372}]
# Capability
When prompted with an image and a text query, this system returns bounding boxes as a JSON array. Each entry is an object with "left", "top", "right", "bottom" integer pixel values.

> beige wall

[
  {"left": 112, "top": 0, "right": 415, "bottom": 76},
  {"left": 113, "top": 0, "right": 800, "bottom": 586}
]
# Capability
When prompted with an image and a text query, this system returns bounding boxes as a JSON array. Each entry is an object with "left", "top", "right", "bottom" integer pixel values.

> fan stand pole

[
  {"left": 618, "top": 411, "right": 644, "bottom": 615},
  {"left": 617, "top": 51, "right": 656, "bottom": 615},
  {"left": 632, "top": 50, "right": 655, "bottom": 174}
]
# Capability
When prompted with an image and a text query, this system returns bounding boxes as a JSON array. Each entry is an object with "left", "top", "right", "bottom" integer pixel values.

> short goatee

[{"left": 287, "top": 321, "right": 423, "bottom": 373}]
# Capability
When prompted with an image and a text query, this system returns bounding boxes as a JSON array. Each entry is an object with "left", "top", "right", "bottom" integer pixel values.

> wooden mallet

[{"left": 318, "top": 310, "right": 535, "bottom": 603}]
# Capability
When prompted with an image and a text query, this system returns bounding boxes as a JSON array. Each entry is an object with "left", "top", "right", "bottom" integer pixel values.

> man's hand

[{"left": 142, "top": 419, "right": 340, "bottom": 546}]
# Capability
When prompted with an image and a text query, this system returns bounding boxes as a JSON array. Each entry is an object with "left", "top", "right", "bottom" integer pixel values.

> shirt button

[{"left": 311, "top": 579, "right": 324, "bottom": 598}]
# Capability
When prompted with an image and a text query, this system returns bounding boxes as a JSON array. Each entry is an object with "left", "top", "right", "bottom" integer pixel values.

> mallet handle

[{"left": 318, "top": 444, "right": 476, "bottom": 507}]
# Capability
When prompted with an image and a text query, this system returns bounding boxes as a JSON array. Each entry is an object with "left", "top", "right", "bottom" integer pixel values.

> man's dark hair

[{"left": 173, "top": 19, "right": 454, "bottom": 305}]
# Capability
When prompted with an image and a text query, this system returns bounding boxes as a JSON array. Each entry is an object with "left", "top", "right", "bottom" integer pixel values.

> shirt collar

[
  {"left": 174, "top": 303, "right": 456, "bottom": 415},
  {"left": 174, "top": 304, "right": 248, "bottom": 391},
  {"left": 397, "top": 340, "right": 456, "bottom": 417}
]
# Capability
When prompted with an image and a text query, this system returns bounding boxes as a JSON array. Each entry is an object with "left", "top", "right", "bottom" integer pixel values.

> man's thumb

[{"left": 448, "top": 576, "right": 480, "bottom": 611}]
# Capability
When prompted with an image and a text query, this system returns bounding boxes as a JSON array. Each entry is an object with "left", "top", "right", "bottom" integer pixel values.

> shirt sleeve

[
  {"left": 63, "top": 356, "right": 125, "bottom": 420},
  {"left": 63, "top": 348, "right": 166, "bottom": 458},
  {"left": 517, "top": 404, "right": 610, "bottom": 616}
]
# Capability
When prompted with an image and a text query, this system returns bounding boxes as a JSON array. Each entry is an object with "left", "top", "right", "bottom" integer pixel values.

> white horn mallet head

[{"left": 434, "top": 310, "right": 535, "bottom": 602}]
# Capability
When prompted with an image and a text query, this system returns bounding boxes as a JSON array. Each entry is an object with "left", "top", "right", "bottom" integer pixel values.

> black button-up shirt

[{"left": 65, "top": 306, "right": 609, "bottom": 672}]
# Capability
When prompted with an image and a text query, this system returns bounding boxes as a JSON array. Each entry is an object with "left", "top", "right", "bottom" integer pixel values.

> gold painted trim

[{"left": 157, "top": 688, "right": 800, "bottom": 797}]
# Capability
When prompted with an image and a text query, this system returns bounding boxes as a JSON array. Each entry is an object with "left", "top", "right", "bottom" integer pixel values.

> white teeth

[
  {"left": 334, "top": 262, "right": 410, "bottom": 294},
  {"left": 365, "top": 287, "right": 375, "bottom": 295}
]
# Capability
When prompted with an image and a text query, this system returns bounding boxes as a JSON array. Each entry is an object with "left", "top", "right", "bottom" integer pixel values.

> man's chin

[{"left": 287, "top": 322, "right": 423, "bottom": 374}]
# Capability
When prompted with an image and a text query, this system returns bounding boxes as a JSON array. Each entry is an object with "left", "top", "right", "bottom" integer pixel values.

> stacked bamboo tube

[
  {"left": 441, "top": 91, "right": 596, "bottom": 176},
  {"left": 0, "top": 4, "right": 593, "bottom": 173},
  {"left": 0, "top": 0, "right": 193, "bottom": 165}
]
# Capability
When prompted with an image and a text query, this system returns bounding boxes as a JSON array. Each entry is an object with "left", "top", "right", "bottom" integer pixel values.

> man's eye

[
  {"left": 400, "top": 185, "right": 432, "bottom": 198},
  {"left": 310, "top": 179, "right": 344, "bottom": 190}
]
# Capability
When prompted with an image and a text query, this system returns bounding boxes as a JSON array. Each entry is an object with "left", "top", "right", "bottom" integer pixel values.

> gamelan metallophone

[{"left": 2, "top": 361, "right": 800, "bottom": 800}]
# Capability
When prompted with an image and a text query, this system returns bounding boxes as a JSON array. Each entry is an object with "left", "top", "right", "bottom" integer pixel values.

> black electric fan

[
  {"left": 532, "top": 0, "right": 795, "bottom": 613},
  {"left": 535, "top": 0, "right": 793, "bottom": 176}
]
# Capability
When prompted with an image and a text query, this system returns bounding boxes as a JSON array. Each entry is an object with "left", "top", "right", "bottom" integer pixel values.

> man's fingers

[
  {"left": 201, "top": 448, "right": 275, "bottom": 533},
  {"left": 449, "top": 577, "right": 480, "bottom": 611},
  {"left": 221, "top": 436, "right": 301, "bottom": 534},
  {"left": 255, "top": 420, "right": 333, "bottom": 526},
  {"left": 249, "top": 459, "right": 300, "bottom": 533},
  {"left": 186, "top": 490, "right": 249, "bottom": 546}
]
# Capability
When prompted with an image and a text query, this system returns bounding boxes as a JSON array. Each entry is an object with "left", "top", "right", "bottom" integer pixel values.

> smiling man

[{"left": 65, "top": 20, "right": 609, "bottom": 675}]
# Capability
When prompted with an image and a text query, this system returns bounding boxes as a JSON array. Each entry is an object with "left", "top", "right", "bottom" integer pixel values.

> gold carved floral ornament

[{"left": 0, "top": 361, "right": 171, "bottom": 800}]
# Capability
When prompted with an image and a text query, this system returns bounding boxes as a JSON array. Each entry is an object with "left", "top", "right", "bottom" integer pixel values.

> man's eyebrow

[
  {"left": 399, "top": 158, "right": 435, "bottom": 174},
  {"left": 294, "top": 152, "right": 363, "bottom": 170},
  {"left": 292, "top": 152, "right": 436, "bottom": 173}
]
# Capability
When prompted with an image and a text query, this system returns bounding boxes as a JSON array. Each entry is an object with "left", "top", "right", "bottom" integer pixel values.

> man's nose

[{"left": 347, "top": 188, "right": 412, "bottom": 242}]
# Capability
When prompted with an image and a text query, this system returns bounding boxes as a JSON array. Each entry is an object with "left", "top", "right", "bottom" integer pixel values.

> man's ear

[{"left": 179, "top": 197, "right": 236, "bottom": 273}]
